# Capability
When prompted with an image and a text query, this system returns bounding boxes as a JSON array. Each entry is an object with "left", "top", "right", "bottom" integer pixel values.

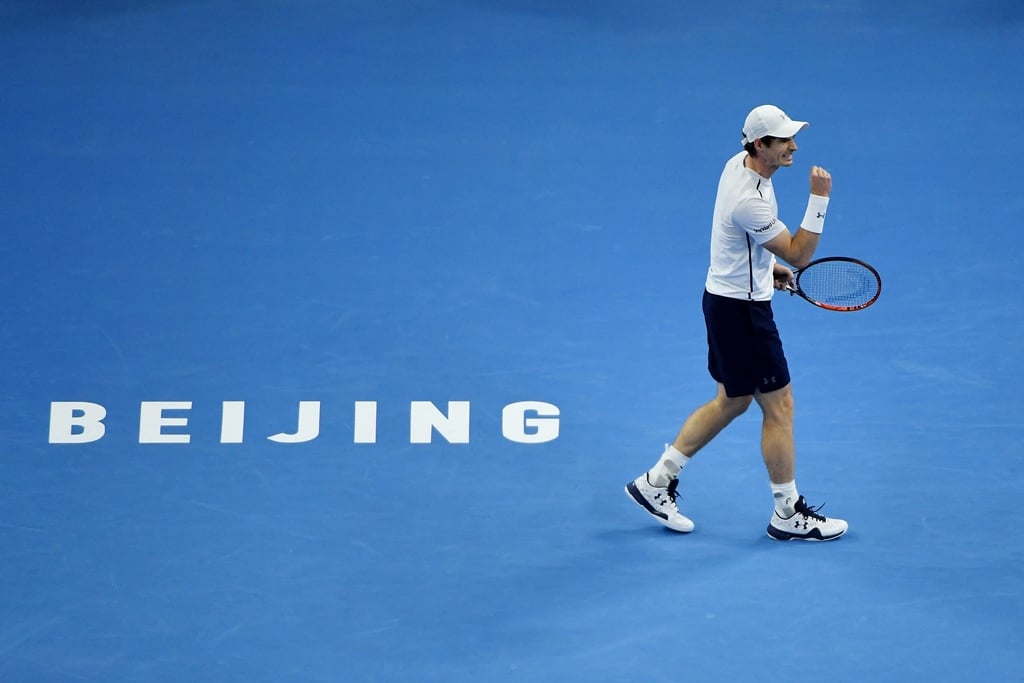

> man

[{"left": 625, "top": 104, "right": 848, "bottom": 541}]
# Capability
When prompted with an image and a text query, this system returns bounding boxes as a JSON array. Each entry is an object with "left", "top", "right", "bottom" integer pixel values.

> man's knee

[
  {"left": 755, "top": 384, "right": 794, "bottom": 421},
  {"left": 715, "top": 386, "right": 754, "bottom": 418}
]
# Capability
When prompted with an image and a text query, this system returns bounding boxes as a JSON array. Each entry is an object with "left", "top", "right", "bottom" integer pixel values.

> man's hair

[{"left": 743, "top": 135, "right": 783, "bottom": 158}]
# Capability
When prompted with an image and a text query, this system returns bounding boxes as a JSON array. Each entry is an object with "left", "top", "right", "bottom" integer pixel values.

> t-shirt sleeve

[{"left": 733, "top": 197, "right": 788, "bottom": 244}]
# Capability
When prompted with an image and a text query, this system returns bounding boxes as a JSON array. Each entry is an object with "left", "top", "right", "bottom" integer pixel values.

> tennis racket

[{"left": 785, "top": 257, "right": 882, "bottom": 312}]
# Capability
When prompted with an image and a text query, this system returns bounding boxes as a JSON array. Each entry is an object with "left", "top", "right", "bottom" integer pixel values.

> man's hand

[
  {"left": 773, "top": 264, "right": 795, "bottom": 291},
  {"left": 810, "top": 166, "right": 832, "bottom": 197}
]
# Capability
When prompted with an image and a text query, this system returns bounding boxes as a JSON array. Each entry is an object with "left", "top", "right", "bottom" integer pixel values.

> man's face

[{"left": 760, "top": 136, "right": 798, "bottom": 168}]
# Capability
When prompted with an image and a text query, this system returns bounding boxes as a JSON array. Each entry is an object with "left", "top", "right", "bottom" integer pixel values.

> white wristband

[{"left": 801, "top": 194, "right": 830, "bottom": 234}]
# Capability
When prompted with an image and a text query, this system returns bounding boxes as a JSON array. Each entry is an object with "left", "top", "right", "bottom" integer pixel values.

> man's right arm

[{"left": 764, "top": 165, "right": 832, "bottom": 269}]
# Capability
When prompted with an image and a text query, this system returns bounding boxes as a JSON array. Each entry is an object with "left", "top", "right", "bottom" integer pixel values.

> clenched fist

[{"left": 809, "top": 166, "right": 831, "bottom": 197}]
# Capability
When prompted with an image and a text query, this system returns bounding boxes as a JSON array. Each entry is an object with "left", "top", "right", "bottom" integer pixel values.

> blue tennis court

[{"left": 2, "top": 1, "right": 1022, "bottom": 681}]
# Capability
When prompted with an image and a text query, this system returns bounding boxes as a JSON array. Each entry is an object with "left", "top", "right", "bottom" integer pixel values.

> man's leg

[
  {"left": 672, "top": 382, "right": 753, "bottom": 458},
  {"left": 625, "top": 383, "right": 750, "bottom": 533},
  {"left": 756, "top": 384, "right": 849, "bottom": 541},
  {"left": 646, "top": 382, "right": 752, "bottom": 485},
  {"left": 753, "top": 384, "right": 795, "bottom": 484}
]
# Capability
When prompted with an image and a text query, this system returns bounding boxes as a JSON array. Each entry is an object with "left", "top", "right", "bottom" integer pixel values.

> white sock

[
  {"left": 771, "top": 481, "right": 799, "bottom": 517},
  {"left": 648, "top": 444, "right": 690, "bottom": 487}
]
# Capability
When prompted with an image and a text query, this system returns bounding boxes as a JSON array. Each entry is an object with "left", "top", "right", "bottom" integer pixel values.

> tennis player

[{"left": 626, "top": 104, "right": 848, "bottom": 541}]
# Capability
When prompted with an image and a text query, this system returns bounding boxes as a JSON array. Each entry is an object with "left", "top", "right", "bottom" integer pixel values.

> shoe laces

[
  {"left": 665, "top": 478, "right": 681, "bottom": 504},
  {"left": 794, "top": 497, "right": 827, "bottom": 522}
]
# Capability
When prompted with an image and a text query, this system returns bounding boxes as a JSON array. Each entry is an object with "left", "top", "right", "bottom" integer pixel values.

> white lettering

[
  {"left": 46, "top": 399, "right": 559, "bottom": 445},
  {"left": 221, "top": 401, "right": 246, "bottom": 443},
  {"left": 49, "top": 401, "right": 107, "bottom": 444},
  {"left": 410, "top": 401, "right": 470, "bottom": 444},
  {"left": 354, "top": 401, "right": 377, "bottom": 444},
  {"left": 268, "top": 401, "right": 320, "bottom": 443},
  {"left": 139, "top": 401, "right": 192, "bottom": 444},
  {"left": 502, "top": 401, "right": 560, "bottom": 444}
]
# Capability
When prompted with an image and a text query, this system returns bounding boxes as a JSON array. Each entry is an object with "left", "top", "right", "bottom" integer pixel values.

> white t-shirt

[{"left": 704, "top": 151, "right": 788, "bottom": 301}]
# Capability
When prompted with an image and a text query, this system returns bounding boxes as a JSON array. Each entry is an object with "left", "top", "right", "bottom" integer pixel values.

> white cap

[{"left": 741, "top": 104, "right": 809, "bottom": 145}]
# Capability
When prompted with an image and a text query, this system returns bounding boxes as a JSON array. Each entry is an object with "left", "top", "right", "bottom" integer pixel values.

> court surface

[{"left": 2, "top": 1, "right": 1022, "bottom": 681}]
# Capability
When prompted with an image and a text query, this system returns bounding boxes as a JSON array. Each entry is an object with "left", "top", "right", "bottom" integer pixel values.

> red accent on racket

[{"left": 786, "top": 257, "right": 882, "bottom": 312}]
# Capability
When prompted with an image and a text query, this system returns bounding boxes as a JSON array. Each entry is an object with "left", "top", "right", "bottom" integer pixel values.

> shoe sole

[
  {"left": 625, "top": 482, "right": 694, "bottom": 533},
  {"left": 766, "top": 525, "right": 847, "bottom": 542}
]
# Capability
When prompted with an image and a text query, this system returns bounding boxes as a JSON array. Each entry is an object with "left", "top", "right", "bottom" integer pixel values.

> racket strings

[{"left": 797, "top": 261, "right": 879, "bottom": 307}]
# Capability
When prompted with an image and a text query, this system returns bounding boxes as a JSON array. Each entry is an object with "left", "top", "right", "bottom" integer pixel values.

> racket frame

[{"left": 786, "top": 256, "right": 882, "bottom": 312}]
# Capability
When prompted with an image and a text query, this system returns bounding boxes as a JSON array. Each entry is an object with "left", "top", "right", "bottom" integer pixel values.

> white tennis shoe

[
  {"left": 625, "top": 474, "right": 694, "bottom": 533},
  {"left": 767, "top": 496, "right": 848, "bottom": 541}
]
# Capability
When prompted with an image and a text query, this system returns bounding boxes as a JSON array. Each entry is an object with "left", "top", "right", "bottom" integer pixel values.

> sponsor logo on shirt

[{"left": 752, "top": 218, "right": 777, "bottom": 233}]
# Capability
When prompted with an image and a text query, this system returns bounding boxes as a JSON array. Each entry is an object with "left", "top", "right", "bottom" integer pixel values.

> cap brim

[
  {"left": 773, "top": 120, "right": 809, "bottom": 138},
  {"left": 741, "top": 119, "right": 809, "bottom": 145}
]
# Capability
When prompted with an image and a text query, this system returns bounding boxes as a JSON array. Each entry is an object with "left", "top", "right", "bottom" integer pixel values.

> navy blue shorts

[{"left": 702, "top": 290, "right": 791, "bottom": 398}]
